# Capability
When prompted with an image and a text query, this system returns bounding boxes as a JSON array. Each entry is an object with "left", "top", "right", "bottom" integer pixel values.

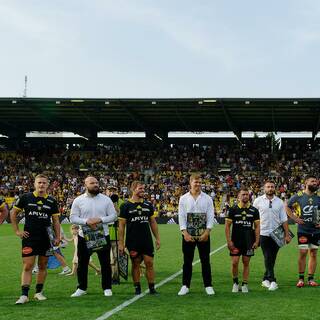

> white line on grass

[{"left": 95, "top": 243, "right": 227, "bottom": 320}]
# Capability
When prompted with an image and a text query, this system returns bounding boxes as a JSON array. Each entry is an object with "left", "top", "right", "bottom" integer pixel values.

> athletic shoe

[
  {"left": 241, "top": 284, "right": 249, "bottom": 293},
  {"left": 308, "top": 280, "right": 319, "bottom": 287},
  {"left": 59, "top": 266, "right": 71, "bottom": 275},
  {"left": 15, "top": 295, "right": 29, "bottom": 305},
  {"left": 104, "top": 289, "right": 112, "bottom": 297},
  {"left": 149, "top": 288, "right": 158, "bottom": 295},
  {"left": 296, "top": 279, "right": 305, "bottom": 288},
  {"left": 32, "top": 266, "right": 39, "bottom": 274},
  {"left": 34, "top": 292, "right": 47, "bottom": 301},
  {"left": 205, "top": 287, "right": 215, "bottom": 295},
  {"left": 178, "top": 285, "right": 189, "bottom": 296},
  {"left": 232, "top": 283, "right": 239, "bottom": 293},
  {"left": 134, "top": 287, "right": 142, "bottom": 295},
  {"left": 261, "top": 280, "right": 271, "bottom": 288},
  {"left": 268, "top": 282, "right": 278, "bottom": 291},
  {"left": 71, "top": 288, "right": 87, "bottom": 297}
]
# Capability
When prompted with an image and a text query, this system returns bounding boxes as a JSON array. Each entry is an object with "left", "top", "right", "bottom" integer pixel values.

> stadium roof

[{"left": 0, "top": 97, "right": 319, "bottom": 140}]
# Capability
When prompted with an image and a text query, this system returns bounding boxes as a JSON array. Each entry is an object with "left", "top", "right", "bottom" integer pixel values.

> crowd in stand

[{"left": 0, "top": 139, "right": 319, "bottom": 218}]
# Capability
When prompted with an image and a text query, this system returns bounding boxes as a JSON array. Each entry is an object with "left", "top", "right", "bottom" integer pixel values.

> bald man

[{"left": 70, "top": 176, "right": 117, "bottom": 297}]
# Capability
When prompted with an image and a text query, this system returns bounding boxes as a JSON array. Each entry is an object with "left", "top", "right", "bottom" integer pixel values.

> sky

[{"left": 1, "top": 0, "right": 320, "bottom": 98}]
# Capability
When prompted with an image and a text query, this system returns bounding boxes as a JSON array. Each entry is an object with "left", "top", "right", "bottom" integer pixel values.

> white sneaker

[
  {"left": 268, "top": 282, "right": 278, "bottom": 291},
  {"left": 15, "top": 295, "right": 29, "bottom": 304},
  {"left": 178, "top": 285, "right": 189, "bottom": 296},
  {"left": 71, "top": 288, "right": 87, "bottom": 297},
  {"left": 104, "top": 289, "right": 112, "bottom": 297},
  {"left": 261, "top": 280, "right": 271, "bottom": 288},
  {"left": 241, "top": 284, "right": 249, "bottom": 293},
  {"left": 232, "top": 283, "right": 239, "bottom": 293},
  {"left": 205, "top": 286, "right": 215, "bottom": 295},
  {"left": 59, "top": 266, "right": 71, "bottom": 275},
  {"left": 34, "top": 292, "right": 47, "bottom": 301},
  {"left": 32, "top": 266, "right": 39, "bottom": 274}
]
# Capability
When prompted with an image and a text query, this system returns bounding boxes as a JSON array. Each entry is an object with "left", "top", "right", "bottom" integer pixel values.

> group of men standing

[{"left": 9, "top": 173, "right": 319, "bottom": 304}]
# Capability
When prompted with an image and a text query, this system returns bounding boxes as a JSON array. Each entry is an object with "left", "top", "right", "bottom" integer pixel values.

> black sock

[
  {"left": 148, "top": 283, "right": 157, "bottom": 294},
  {"left": 299, "top": 273, "right": 304, "bottom": 280},
  {"left": 36, "top": 283, "right": 44, "bottom": 293},
  {"left": 134, "top": 282, "right": 141, "bottom": 292},
  {"left": 308, "top": 274, "right": 314, "bottom": 282},
  {"left": 242, "top": 281, "right": 248, "bottom": 286},
  {"left": 233, "top": 277, "right": 239, "bottom": 284},
  {"left": 21, "top": 285, "right": 30, "bottom": 297}
]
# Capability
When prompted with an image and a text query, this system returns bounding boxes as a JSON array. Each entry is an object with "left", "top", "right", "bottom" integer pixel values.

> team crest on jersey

[{"left": 308, "top": 198, "right": 313, "bottom": 204}]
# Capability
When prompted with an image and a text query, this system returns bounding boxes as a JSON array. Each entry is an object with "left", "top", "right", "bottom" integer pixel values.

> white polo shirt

[
  {"left": 178, "top": 191, "right": 216, "bottom": 231},
  {"left": 70, "top": 192, "right": 117, "bottom": 237},
  {"left": 253, "top": 194, "right": 287, "bottom": 236}
]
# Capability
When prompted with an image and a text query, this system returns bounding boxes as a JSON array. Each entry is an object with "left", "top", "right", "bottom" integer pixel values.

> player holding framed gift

[
  {"left": 286, "top": 175, "right": 320, "bottom": 287},
  {"left": 178, "top": 173, "right": 216, "bottom": 296},
  {"left": 10, "top": 174, "right": 61, "bottom": 304},
  {"left": 70, "top": 176, "right": 117, "bottom": 298},
  {"left": 225, "top": 187, "right": 260, "bottom": 293}
]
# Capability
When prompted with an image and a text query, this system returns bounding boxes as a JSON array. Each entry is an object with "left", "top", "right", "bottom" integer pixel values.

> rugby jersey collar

[{"left": 33, "top": 191, "right": 48, "bottom": 199}]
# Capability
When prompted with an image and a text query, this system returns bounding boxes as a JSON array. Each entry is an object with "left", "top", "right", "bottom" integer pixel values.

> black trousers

[
  {"left": 260, "top": 235, "right": 280, "bottom": 282},
  {"left": 77, "top": 235, "right": 112, "bottom": 291},
  {"left": 182, "top": 237, "right": 212, "bottom": 288}
]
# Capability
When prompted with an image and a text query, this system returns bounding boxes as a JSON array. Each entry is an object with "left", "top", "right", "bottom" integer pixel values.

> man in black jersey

[
  {"left": 11, "top": 174, "right": 61, "bottom": 304},
  {"left": 119, "top": 180, "right": 160, "bottom": 295},
  {"left": 225, "top": 187, "right": 260, "bottom": 293}
]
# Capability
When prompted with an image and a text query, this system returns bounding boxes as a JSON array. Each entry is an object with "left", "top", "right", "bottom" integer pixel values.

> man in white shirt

[
  {"left": 178, "top": 173, "right": 216, "bottom": 296},
  {"left": 253, "top": 180, "right": 291, "bottom": 291},
  {"left": 70, "top": 176, "right": 117, "bottom": 297}
]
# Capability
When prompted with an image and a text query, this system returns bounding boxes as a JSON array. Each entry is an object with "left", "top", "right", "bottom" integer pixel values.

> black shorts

[
  {"left": 229, "top": 242, "right": 254, "bottom": 257},
  {"left": 127, "top": 245, "right": 154, "bottom": 258},
  {"left": 297, "top": 233, "right": 320, "bottom": 249},
  {"left": 22, "top": 238, "right": 51, "bottom": 257}
]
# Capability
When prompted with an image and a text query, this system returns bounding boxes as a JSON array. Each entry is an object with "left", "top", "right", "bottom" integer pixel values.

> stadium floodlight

[
  {"left": 56, "top": 101, "right": 60, "bottom": 104},
  {"left": 203, "top": 99, "right": 217, "bottom": 103},
  {"left": 105, "top": 101, "right": 110, "bottom": 105},
  {"left": 293, "top": 101, "right": 298, "bottom": 104},
  {"left": 168, "top": 131, "right": 236, "bottom": 138},
  {"left": 245, "top": 101, "right": 250, "bottom": 105},
  {"left": 70, "top": 99, "right": 84, "bottom": 103},
  {"left": 98, "top": 131, "right": 146, "bottom": 138},
  {"left": 12, "top": 100, "right": 17, "bottom": 104},
  {"left": 198, "top": 101, "right": 203, "bottom": 105},
  {"left": 151, "top": 101, "right": 157, "bottom": 105}
]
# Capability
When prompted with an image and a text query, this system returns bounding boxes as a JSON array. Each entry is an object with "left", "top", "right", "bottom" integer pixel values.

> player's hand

[
  {"left": 183, "top": 232, "right": 195, "bottom": 242},
  {"left": 155, "top": 239, "right": 160, "bottom": 250},
  {"left": 118, "top": 242, "right": 125, "bottom": 255},
  {"left": 295, "top": 217, "right": 304, "bottom": 225},
  {"left": 198, "top": 231, "right": 209, "bottom": 242},
  {"left": 86, "top": 218, "right": 101, "bottom": 229},
  {"left": 227, "top": 240, "right": 235, "bottom": 251},
  {"left": 53, "top": 238, "right": 60, "bottom": 246},
  {"left": 252, "top": 241, "right": 259, "bottom": 249},
  {"left": 16, "top": 230, "right": 29, "bottom": 239},
  {"left": 285, "top": 235, "right": 292, "bottom": 244},
  {"left": 315, "top": 224, "right": 320, "bottom": 228}
]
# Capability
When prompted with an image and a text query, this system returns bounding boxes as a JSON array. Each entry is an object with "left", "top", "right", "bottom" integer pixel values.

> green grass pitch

[{"left": 1, "top": 224, "right": 319, "bottom": 320}]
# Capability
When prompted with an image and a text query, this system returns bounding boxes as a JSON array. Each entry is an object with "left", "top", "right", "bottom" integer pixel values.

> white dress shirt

[
  {"left": 70, "top": 192, "right": 117, "bottom": 237},
  {"left": 178, "top": 191, "right": 216, "bottom": 231},
  {"left": 253, "top": 194, "right": 287, "bottom": 236}
]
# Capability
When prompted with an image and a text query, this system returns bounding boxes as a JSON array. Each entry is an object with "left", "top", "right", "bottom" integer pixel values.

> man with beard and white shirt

[
  {"left": 253, "top": 180, "right": 291, "bottom": 291},
  {"left": 286, "top": 175, "right": 320, "bottom": 287},
  {"left": 70, "top": 176, "right": 117, "bottom": 297}
]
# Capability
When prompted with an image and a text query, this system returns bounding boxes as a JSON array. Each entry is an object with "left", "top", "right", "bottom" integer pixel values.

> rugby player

[
  {"left": 0, "top": 198, "right": 8, "bottom": 224},
  {"left": 286, "top": 175, "right": 320, "bottom": 287},
  {"left": 225, "top": 187, "right": 260, "bottom": 293},
  {"left": 11, "top": 174, "right": 61, "bottom": 304},
  {"left": 119, "top": 180, "right": 160, "bottom": 295}
]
